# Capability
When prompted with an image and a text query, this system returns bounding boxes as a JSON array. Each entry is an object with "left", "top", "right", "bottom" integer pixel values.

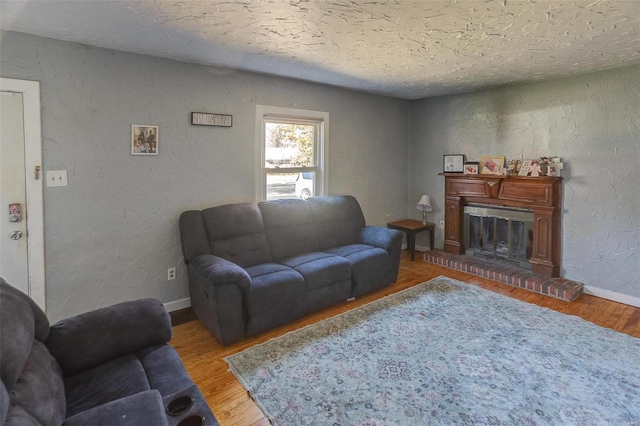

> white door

[
  {"left": 0, "top": 78, "right": 45, "bottom": 310},
  {"left": 0, "top": 91, "right": 29, "bottom": 292}
]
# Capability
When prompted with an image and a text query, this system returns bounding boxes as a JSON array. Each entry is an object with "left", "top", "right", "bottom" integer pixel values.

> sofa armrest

[
  {"left": 47, "top": 298, "right": 172, "bottom": 376},
  {"left": 191, "top": 254, "right": 252, "bottom": 292},
  {"left": 63, "top": 390, "right": 169, "bottom": 426},
  {"left": 358, "top": 226, "right": 403, "bottom": 253}
]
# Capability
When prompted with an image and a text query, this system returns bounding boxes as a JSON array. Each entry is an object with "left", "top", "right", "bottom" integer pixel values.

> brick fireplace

[
  {"left": 424, "top": 250, "right": 583, "bottom": 302},
  {"left": 441, "top": 173, "right": 562, "bottom": 277},
  {"left": 431, "top": 173, "right": 583, "bottom": 301}
]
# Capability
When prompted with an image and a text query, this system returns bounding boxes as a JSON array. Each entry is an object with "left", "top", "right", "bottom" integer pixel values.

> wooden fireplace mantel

[{"left": 439, "top": 173, "right": 563, "bottom": 277}]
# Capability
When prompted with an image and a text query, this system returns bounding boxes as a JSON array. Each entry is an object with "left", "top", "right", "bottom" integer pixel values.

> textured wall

[
  {"left": 409, "top": 65, "right": 640, "bottom": 299},
  {"left": 0, "top": 31, "right": 409, "bottom": 321}
]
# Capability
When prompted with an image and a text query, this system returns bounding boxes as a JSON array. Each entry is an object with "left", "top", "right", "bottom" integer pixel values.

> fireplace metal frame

[{"left": 463, "top": 205, "right": 534, "bottom": 269}]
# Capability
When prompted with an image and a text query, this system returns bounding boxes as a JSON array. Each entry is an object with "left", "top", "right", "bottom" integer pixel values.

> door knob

[{"left": 10, "top": 231, "right": 22, "bottom": 240}]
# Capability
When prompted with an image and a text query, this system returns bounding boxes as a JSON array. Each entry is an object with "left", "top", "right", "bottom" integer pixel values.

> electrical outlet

[
  {"left": 167, "top": 267, "right": 176, "bottom": 280},
  {"left": 439, "top": 220, "right": 445, "bottom": 229}
]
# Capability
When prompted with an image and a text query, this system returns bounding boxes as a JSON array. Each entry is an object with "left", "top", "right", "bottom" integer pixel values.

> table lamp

[{"left": 416, "top": 195, "right": 432, "bottom": 225}]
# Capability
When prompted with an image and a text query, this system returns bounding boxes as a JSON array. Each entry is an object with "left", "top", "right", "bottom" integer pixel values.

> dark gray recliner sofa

[
  {"left": 0, "top": 278, "right": 218, "bottom": 426},
  {"left": 179, "top": 195, "right": 403, "bottom": 346}
]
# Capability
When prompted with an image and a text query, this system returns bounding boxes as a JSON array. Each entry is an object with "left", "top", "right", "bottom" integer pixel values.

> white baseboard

[
  {"left": 583, "top": 286, "right": 640, "bottom": 308},
  {"left": 164, "top": 297, "right": 191, "bottom": 312}
]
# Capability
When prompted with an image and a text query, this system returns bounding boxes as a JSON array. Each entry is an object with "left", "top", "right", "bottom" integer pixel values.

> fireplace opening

[{"left": 463, "top": 205, "right": 534, "bottom": 270}]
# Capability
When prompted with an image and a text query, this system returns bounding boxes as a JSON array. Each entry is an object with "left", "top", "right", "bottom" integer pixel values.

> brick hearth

[{"left": 424, "top": 250, "right": 583, "bottom": 302}]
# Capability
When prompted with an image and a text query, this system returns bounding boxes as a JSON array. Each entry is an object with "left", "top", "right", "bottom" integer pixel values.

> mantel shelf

[{"left": 438, "top": 172, "right": 562, "bottom": 181}]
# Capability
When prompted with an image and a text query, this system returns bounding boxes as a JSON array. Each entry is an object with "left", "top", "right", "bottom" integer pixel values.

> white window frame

[{"left": 255, "top": 105, "right": 329, "bottom": 201}]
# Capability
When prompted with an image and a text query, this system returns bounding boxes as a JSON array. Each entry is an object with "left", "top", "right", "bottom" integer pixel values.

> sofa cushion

[
  {"left": 47, "top": 298, "right": 172, "bottom": 376},
  {"left": 8, "top": 340, "right": 66, "bottom": 426},
  {"left": 325, "top": 244, "right": 393, "bottom": 297},
  {"left": 1, "top": 383, "right": 8, "bottom": 425},
  {"left": 259, "top": 199, "right": 319, "bottom": 261},
  {"left": 62, "top": 390, "right": 168, "bottom": 426},
  {"left": 136, "top": 345, "right": 194, "bottom": 397},
  {"left": 65, "top": 354, "right": 151, "bottom": 418},
  {"left": 179, "top": 210, "right": 212, "bottom": 264},
  {"left": 0, "top": 278, "right": 49, "bottom": 390},
  {"left": 308, "top": 195, "right": 366, "bottom": 250},
  {"left": 244, "top": 263, "right": 305, "bottom": 315},
  {"left": 244, "top": 263, "right": 306, "bottom": 336},
  {"left": 280, "top": 252, "right": 351, "bottom": 292},
  {"left": 201, "top": 203, "right": 272, "bottom": 268},
  {"left": 4, "top": 403, "right": 41, "bottom": 426}
]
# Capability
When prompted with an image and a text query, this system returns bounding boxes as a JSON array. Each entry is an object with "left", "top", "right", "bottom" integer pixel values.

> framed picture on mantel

[
  {"left": 443, "top": 154, "right": 465, "bottom": 173},
  {"left": 464, "top": 161, "right": 479, "bottom": 174},
  {"left": 480, "top": 155, "right": 504, "bottom": 175}
]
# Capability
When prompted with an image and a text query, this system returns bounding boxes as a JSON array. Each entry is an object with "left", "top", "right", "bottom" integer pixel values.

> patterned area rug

[{"left": 224, "top": 276, "right": 640, "bottom": 425}]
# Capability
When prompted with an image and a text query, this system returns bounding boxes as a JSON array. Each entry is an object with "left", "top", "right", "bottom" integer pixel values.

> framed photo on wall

[
  {"left": 443, "top": 154, "right": 465, "bottom": 173},
  {"left": 480, "top": 155, "right": 504, "bottom": 175},
  {"left": 131, "top": 125, "right": 158, "bottom": 155}
]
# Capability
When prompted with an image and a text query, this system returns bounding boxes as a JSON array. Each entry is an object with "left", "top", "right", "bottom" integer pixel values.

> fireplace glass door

[{"left": 464, "top": 205, "right": 534, "bottom": 269}]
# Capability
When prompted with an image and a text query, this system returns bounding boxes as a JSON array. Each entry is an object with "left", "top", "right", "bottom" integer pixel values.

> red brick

[
  {"left": 540, "top": 278, "right": 550, "bottom": 292},
  {"left": 423, "top": 249, "right": 584, "bottom": 302}
]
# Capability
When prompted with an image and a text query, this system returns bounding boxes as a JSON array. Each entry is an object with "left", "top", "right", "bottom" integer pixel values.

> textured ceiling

[{"left": 1, "top": 0, "right": 639, "bottom": 99}]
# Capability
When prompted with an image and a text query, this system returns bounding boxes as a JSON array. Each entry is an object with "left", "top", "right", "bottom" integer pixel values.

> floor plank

[{"left": 171, "top": 251, "right": 640, "bottom": 425}]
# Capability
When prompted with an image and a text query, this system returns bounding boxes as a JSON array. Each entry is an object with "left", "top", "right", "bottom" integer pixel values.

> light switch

[{"left": 46, "top": 170, "right": 68, "bottom": 187}]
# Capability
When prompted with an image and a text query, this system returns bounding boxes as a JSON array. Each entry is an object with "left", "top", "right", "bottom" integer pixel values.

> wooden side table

[{"left": 387, "top": 219, "right": 435, "bottom": 261}]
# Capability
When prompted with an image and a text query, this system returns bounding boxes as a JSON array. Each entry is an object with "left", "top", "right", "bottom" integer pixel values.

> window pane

[
  {"left": 266, "top": 172, "right": 315, "bottom": 201},
  {"left": 264, "top": 123, "right": 315, "bottom": 168}
]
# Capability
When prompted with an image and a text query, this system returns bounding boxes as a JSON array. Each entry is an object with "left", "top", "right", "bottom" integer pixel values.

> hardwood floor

[{"left": 170, "top": 251, "right": 640, "bottom": 426}]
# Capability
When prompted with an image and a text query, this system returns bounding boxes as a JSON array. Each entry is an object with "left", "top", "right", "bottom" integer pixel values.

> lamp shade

[{"left": 416, "top": 195, "right": 432, "bottom": 212}]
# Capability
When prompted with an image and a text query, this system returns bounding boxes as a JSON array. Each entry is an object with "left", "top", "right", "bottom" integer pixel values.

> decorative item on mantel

[
  {"left": 546, "top": 157, "right": 564, "bottom": 176},
  {"left": 507, "top": 159, "right": 522, "bottom": 175},
  {"left": 416, "top": 195, "right": 433, "bottom": 225},
  {"left": 519, "top": 157, "right": 564, "bottom": 176},
  {"left": 464, "top": 161, "right": 479, "bottom": 174},
  {"left": 480, "top": 155, "right": 505, "bottom": 175},
  {"left": 443, "top": 154, "right": 465, "bottom": 173}
]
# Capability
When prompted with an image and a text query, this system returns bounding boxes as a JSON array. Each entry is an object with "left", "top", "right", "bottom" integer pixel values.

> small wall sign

[{"left": 191, "top": 112, "right": 233, "bottom": 127}]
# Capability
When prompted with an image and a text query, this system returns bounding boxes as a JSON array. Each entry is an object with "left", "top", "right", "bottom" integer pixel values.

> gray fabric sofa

[
  {"left": 0, "top": 278, "right": 218, "bottom": 426},
  {"left": 179, "top": 195, "right": 403, "bottom": 346}
]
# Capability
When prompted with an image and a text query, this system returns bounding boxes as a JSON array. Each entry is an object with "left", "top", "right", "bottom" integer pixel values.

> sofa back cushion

[
  {"left": 47, "top": 299, "right": 172, "bottom": 376},
  {"left": 308, "top": 195, "right": 366, "bottom": 250},
  {"left": 201, "top": 203, "right": 272, "bottom": 268},
  {"left": 0, "top": 279, "right": 65, "bottom": 426},
  {"left": 260, "top": 199, "right": 319, "bottom": 261},
  {"left": 7, "top": 341, "right": 66, "bottom": 426},
  {"left": 179, "top": 210, "right": 213, "bottom": 263}
]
